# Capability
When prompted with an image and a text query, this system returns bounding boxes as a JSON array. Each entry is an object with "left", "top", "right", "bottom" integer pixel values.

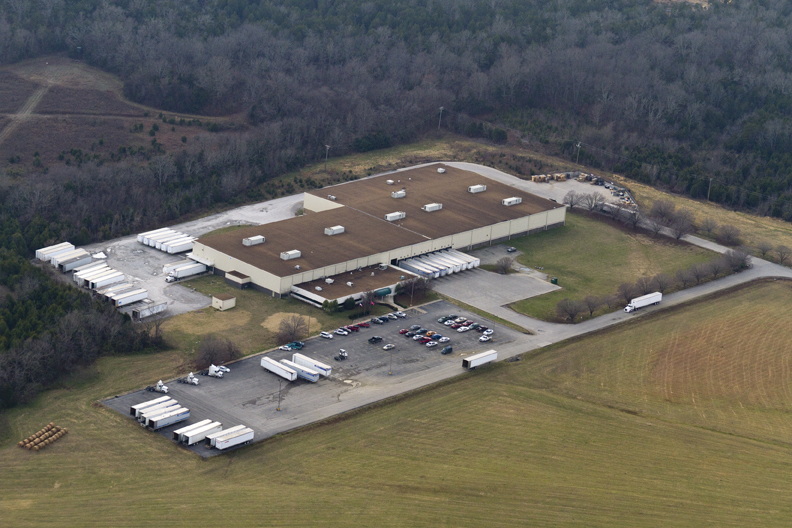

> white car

[
  {"left": 457, "top": 326, "right": 471, "bottom": 333},
  {"left": 335, "top": 328, "right": 349, "bottom": 336},
  {"left": 483, "top": 329, "right": 494, "bottom": 336},
  {"left": 454, "top": 317, "right": 467, "bottom": 323},
  {"left": 383, "top": 344, "right": 395, "bottom": 350},
  {"left": 216, "top": 365, "right": 231, "bottom": 373},
  {"left": 444, "top": 320, "right": 455, "bottom": 326},
  {"left": 394, "top": 311, "right": 406, "bottom": 318},
  {"left": 279, "top": 345, "right": 292, "bottom": 351},
  {"left": 438, "top": 336, "right": 451, "bottom": 343},
  {"left": 413, "top": 334, "right": 425, "bottom": 341},
  {"left": 425, "top": 341, "right": 438, "bottom": 347},
  {"left": 387, "top": 313, "right": 398, "bottom": 320},
  {"left": 479, "top": 335, "right": 492, "bottom": 342},
  {"left": 320, "top": 331, "right": 333, "bottom": 339}
]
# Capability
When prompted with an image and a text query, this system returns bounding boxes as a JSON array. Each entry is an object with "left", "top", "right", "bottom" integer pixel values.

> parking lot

[{"left": 102, "top": 300, "right": 520, "bottom": 457}]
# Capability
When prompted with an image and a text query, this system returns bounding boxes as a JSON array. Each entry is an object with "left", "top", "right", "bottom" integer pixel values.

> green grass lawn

[
  {"left": 3, "top": 281, "right": 792, "bottom": 526},
  {"left": 508, "top": 211, "right": 715, "bottom": 321}
]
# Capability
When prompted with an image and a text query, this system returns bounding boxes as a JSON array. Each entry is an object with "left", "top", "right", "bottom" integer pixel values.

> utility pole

[
  {"left": 324, "top": 145, "right": 330, "bottom": 172},
  {"left": 277, "top": 378, "right": 282, "bottom": 411},
  {"left": 389, "top": 349, "right": 393, "bottom": 376},
  {"left": 438, "top": 106, "right": 444, "bottom": 130},
  {"left": 576, "top": 142, "right": 582, "bottom": 164},
  {"left": 707, "top": 177, "right": 713, "bottom": 201}
]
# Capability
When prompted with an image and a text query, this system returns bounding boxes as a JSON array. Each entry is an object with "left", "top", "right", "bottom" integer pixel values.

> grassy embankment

[
  {"left": 508, "top": 211, "right": 714, "bottom": 321},
  {"left": 2, "top": 281, "right": 792, "bottom": 525}
]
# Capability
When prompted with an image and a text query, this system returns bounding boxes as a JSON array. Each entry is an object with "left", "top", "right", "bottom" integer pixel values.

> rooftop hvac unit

[
  {"left": 346, "top": 282, "right": 353, "bottom": 287},
  {"left": 422, "top": 203, "right": 443, "bottom": 212},
  {"left": 325, "top": 278, "right": 334, "bottom": 284},
  {"left": 324, "top": 225, "right": 345, "bottom": 236},
  {"left": 468, "top": 184, "right": 487, "bottom": 194},
  {"left": 502, "top": 197, "right": 522, "bottom": 206},
  {"left": 386, "top": 180, "right": 395, "bottom": 185},
  {"left": 391, "top": 190, "right": 406, "bottom": 199},
  {"left": 327, "top": 195, "right": 337, "bottom": 200},
  {"left": 437, "top": 167, "right": 446, "bottom": 173},
  {"left": 242, "top": 235, "right": 265, "bottom": 246},
  {"left": 315, "top": 286, "right": 322, "bottom": 291},
  {"left": 385, "top": 211, "right": 406, "bottom": 222},
  {"left": 280, "top": 250, "right": 301, "bottom": 260},
  {"left": 295, "top": 265, "right": 301, "bottom": 270}
]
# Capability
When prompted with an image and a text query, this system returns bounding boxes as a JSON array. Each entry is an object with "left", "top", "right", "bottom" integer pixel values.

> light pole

[
  {"left": 438, "top": 106, "right": 444, "bottom": 130},
  {"left": 575, "top": 142, "right": 581, "bottom": 164},
  {"left": 707, "top": 177, "right": 713, "bottom": 201},
  {"left": 277, "top": 378, "right": 282, "bottom": 411},
  {"left": 324, "top": 145, "right": 330, "bottom": 171},
  {"left": 389, "top": 349, "right": 393, "bottom": 376}
]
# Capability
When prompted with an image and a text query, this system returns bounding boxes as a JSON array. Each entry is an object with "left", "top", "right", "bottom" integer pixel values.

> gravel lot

[{"left": 102, "top": 300, "right": 518, "bottom": 457}]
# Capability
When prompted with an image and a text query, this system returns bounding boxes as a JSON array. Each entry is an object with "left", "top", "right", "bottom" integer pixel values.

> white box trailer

[
  {"left": 112, "top": 289, "right": 148, "bottom": 307},
  {"left": 73, "top": 260, "right": 106, "bottom": 275},
  {"left": 137, "top": 228, "right": 170, "bottom": 243},
  {"left": 172, "top": 419, "right": 213, "bottom": 441},
  {"left": 147, "top": 407, "right": 190, "bottom": 430},
  {"left": 183, "top": 421, "right": 223, "bottom": 445},
  {"left": 448, "top": 249, "right": 480, "bottom": 268},
  {"left": 400, "top": 260, "right": 436, "bottom": 279},
  {"left": 215, "top": 428, "right": 254, "bottom": 450},
  {"left": 144, "top": 230, "right": 177, "bottom": 246},
  {"left": 431, "top": 253, "right": 463, "bottom": 273},
  {"left": 74, "top": 264, "right": 109, "bottom": 283},
  {"left": 462, "top": 349, "right": 498, "bottom": 369},
  {"left": 90, "top": 271, "right": 125, "bottom": 290},
  {"left": 36, "top": 242, "right": 74, "bottom": 261},
  {"left": 155, "top": 234, "right": 186, "bottom": 249},
  {"left": 624, "top": 292, "right": 662, "bottom": 313},
  {"left": 141, "top": 405, "right": 184, "bottom": 425},
  {"left": 416, "top": 257, "right": 446, "bottom": 276},
  {"left": 58, "top": 252, "right": 92, "bottom": 272},
  {"left": 102, "top": 284, "right": 135, "bottom": 301},
  {"left": 419, "top": 256, "right": 451, "bottom": 276},
  {"left": 132, "top": 301, "right": 167, "bottom": 320},
  {"left": 291, "top": 353, "right": 332, "bottom": 377},
  {"left": 160, "top": 235, "right": 192, "bottom": 250},
  {"left": 163, "top": 259, "right": 194, "bottom": 274},
  {"left": 280, "top": 359, "right": 319, "bottom": 382},
  {"left": 137, "top": 401, "right": 178, "bottom": 420},
  {"left": 130, "top": 396, "right": 171, "bottom": 416},
  {"left": 50, "top": 249, "right": 85, "bottom": 268},
  {"left": 205, "top": 425, "right": 246, "bottom": 447},
  {"left": 81, "top": 269, "right": 117, "bottom": 287},
  {"left": 166, "top": 238, "right": 196, "bottom": 254},
  {"left": 77, "top": 266, "right": 112, "bottom": 286},
  {"left": 169, "top": 263, "right": 206, "bottom": 279},
  {"left": 261, "top": 357, "right": 297, "bottom": 381}
]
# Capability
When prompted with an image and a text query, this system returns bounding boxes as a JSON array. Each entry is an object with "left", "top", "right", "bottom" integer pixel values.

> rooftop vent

[
  {"left": 422, "top": 203, "right": 442, "bottom": 212},
  {"left": 468, "top": 184, "right": 487, "bottom": 194},
  {"left": 391, "top": 190, "right": 406, "bottom": 199},
  {"left": 502, "top": 197, "right": 522, "bottom": 206},
  {"left": 242, "top": 235, "right": 265, "bottom": 246},
  {"left": 325, "top": 278, "right": 334, "bottom": 284},
  {"left": 385, "top": 211, "right": 406, "bottom": 222},
  {"left": 437, "top": 167, "right": 446, "bottom": 173},
  {"left": 315, "top": 286, "right": 322, "bottom": 291},
  {"left": 327, "top": 195, "right": 336, "bottom": 200},
  {"left": 280, "top": 250, "right": 301, "bottom": 261},
  {"left": 324, "top": 225, "right": 345, "bottom": 236},
  {"left": 386, "top": 179, "right": 395, "bottom": 185},
  {"left": 346, "top": 282, "right": 354, "bottom": 287},
  {"left": 295, "top": 265, "right": 301, "bottom": 270}
]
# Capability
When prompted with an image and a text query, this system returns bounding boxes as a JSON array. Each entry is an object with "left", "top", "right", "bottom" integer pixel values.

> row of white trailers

[
  {"left": 399, "top": 249, "right": 481, "bottom": 279},
  {"left": 137, "top": 227, "right": 196, "bottom": 254},
  {"left": 35, "top": 242, "right": 95, "bottom": 272},
  {"left": 70, "top": 261, "right": 149, "bottom": 306},
  {"left": 260, "top": 353, "right": 332, "bottom": 383},
  {"left": 129, "top": 396, "right": 253, "bottom": 450}
]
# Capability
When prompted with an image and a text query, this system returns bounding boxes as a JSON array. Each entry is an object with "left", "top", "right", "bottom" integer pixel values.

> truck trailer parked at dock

[
  {"left": 214, "top": 427, "right": 254, "bottom": 450},
  {"left": 183, "top": 422, "right": 223, "bottom": 445},
  {"left": 172, "top": 420, "right": 213, "bottom": 442},
  {"left": 129, "top": 396, "right": 171, "bottom": 416},
  {"left": 204, "top": 425, "right": 246, "bottom": 448},
  {"left": 147, "top": 407, "right": 190, "bottom": 430}
]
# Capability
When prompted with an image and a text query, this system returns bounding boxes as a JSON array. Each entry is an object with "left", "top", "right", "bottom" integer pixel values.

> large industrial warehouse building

[{"left": 190, "top": 164, "right": 566, "bottom": 305}]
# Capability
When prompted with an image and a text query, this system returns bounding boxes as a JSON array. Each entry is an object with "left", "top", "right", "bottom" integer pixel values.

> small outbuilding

[{"left": 212, "top": 294, "right": 236, "bottom": 311}]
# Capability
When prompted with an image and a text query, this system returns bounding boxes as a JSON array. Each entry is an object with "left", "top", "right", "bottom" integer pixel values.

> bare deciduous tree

[
  {"left": 699, "top": 217, "right": 719, "bottom": 236},
  {"left": 756, "top": 240, "right": 773, "bottom": 258},
  {"left": 634, "top": 276, "right": 654, "bottom": 295},
  {"left": 617, "top": 282, "right": 637, "bottom": 304},
  {"left": 670, "top": 209, "right": 695, "bottom": 240},
  {"left": 689, "top": 263, "right": 707, "bottom": 284},
  {"left": 675, "top": 268, "right": 694, "bottom": 288},
  {"left": 277, "top": 314, "right": 309, "bottom": 344},
  {"left": 195, "top": 335, "right": 241, "bottom": 370},
  {"left": 708, "top": 258, "right": 726, "bottom": 279},
  {"left": 649, "top": 199, "right": 676, "bottom": 225},
  {"left": 717, "top": 225, "right": 742, "bottom": 246},
  {"left": 563, "top": 190, "right": 582, "bottom": 208},
  {"left": 556, "top": 298, "right": 585, "bottom": 323},
  {"left": 725, "top": 248, "right": 752, "bottom": 271},
  {"left": 646, "top": 215, "right": 665, "bottom": 237},
  {"left": 581, "top": 192, "right": 605, "bottom": 212},
  {"left": 583, "top": 295, "right": 602, "bottom": 316},
  {"left": 775, "top": 245, "right": 792, "bottom": 265},
  {"left": 493, "top": 256, "right": 513, "bottom": 274},
  {"left": 602, "top": 294, "right": 621, "bottom": 310},
  {"left": 651, "top": 273, "right": 674, "bottom": 293}
]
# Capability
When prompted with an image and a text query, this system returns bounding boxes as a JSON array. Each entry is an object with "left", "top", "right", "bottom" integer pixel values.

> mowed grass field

[
  {"left": 2, "top": 281, "right": 792, "bottom": 526},
  {"left": 509, "top": 211, "right": 714, "bottom": 321}
]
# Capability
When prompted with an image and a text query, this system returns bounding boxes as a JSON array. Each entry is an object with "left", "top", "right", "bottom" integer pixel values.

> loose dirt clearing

[{"left": 261, "top": 312, "right": 321, "bottom": 333}]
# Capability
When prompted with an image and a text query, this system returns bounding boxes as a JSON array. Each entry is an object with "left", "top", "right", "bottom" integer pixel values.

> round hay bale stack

[
  {"left": 25, "top": 444, "right": 32, "bottom": 450},
  {"left": 18, "top": 441, "right": 24, "bottom": 447},
  {"left": 63, "top": 428, "right": 68, "bottom": 434},
  {"left": 33, "top": 445, "right": 39, "bottom": 451},
  {"left": 49, "top": 422, "right": 54, "bottom": 427}
]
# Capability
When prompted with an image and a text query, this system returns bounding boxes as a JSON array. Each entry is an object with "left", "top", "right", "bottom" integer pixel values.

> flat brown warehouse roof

[
  {"left": 307, "top": 164, "right": 563, "bottom": 239},
  {"left": 296, "top": 265, "right": 408, "bottom": 300},
  {"left": 197, "top": 207, "right": 426, "bottom": 277}
]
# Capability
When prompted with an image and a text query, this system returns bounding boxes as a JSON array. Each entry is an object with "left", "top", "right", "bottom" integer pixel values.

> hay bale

[
  {"left": 33, "top": 445, "right": 39, "bottom": 451},
  {"left": 26, "top": 444, "right": 32, "bottom": 450},
  {"left": 18, "top": 441, "right": 24, "bottom": 448}
]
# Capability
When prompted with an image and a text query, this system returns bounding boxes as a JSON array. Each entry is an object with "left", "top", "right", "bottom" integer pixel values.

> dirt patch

[
  {"left": 0, "top": 71, "right": 41, "bottom": 113},
  {"left": 163, "top": 308, "right": 253, "bottom": 336},
  {"left": 36, "top": 87, "right": 144, "bottom": 116},
  {"left": 262, "top": 312, "right": 321, "bottom": 333}
]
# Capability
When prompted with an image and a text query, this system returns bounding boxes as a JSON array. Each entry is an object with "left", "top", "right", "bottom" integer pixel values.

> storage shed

[{"left": 212, "top": 294, "right": 236, "bottom": 311}]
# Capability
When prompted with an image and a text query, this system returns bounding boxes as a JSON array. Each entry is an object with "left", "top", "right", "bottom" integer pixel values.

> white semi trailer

[
  {"left": 166, "top": 238, "right": 196, "bottom": 254},
  {"left": 205, "top": 425, "right": 246, "bottom": 447},
  {"left": 462, "top": 349, "right": 498, "bottom": 369},
  {"left": 163, "top": 259, "right": 194, "bottom": 274},
  {"left": 132, "top": 301, "right": 167, "bottom": 320},
  {"left": 291, "top": 353, "right": 332, "bottom": 377},
  {"left": 112, "top": 289, "right": 148, "bottom": 307},
  {"left": 172, "top": 419, "right": 213, "bottom": 442},
  {"left": 90, "top": 271, "right": 125, "bottom": 290},
  {"left": 215, "top": 427, "right": 254, "bottom": 450},
  {"left": 58, "top": 252, "right": 92, "bottom": 272},
  {"left": 183, "top": 421, "right": 223, "bottom": 445},
  {"left": 280, "top": 359, "right": 319, "bottom": 382},
  {"left": 36, "top": 242, "right": 74, "bottom": 262},
  {"left": 624, "top": 292, "right": 662, "bottom": 313},
  {"left": 165, "top": 263, "right": 206, "bottom": 282},
  {"left": 137, "top": 228, "right": 170, "bottom": 243},
  {"left": 137, "top": 401, "right": 179, "bottom": 420},
  {"left": 261, "top": 357, "right": 297, "bottom": 381},
  {"left": 74, "top": 265, "right": 109, "bottom": 284},
  {"left": 147, "top": 407, "right": 190, "bottom": 430},
  {"left": 129, "top": 396, "right": 171, "bottom": 416}
]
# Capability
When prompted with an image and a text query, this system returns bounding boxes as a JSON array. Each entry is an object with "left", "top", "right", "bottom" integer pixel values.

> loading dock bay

[{"left": 102, "top": 300, "right": 519, "bottom": 457}]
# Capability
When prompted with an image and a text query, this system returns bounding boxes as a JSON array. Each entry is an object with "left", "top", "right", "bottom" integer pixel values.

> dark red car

[
  {"left": 399, "top": 329, "right": 409, "bottom": 334},
  {"left": 419, "top": 337, "right": 432, "bottom": 344},
  {"left": 357, "top": 322, "right": 370, "bottom": 328}
]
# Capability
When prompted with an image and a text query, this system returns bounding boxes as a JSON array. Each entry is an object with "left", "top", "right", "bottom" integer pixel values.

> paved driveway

[{"left": 433, "top": 268, "right": 558, "bottom": 311}]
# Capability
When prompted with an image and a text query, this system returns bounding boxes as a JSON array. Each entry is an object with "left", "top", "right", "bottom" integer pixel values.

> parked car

[
  {"left": 475, "top": 326, "right": 488, "bottom": 333},
  {"left": 383, "top": 344, "right": 395, "bottom": 350},
  {"left": 479, "top": 335, "right": 492, "bottom": 342},
  {"left": 399, "top": 328, "right": 410, "bottom": 334},
  {"left": 387, "top": 313, "right": 398, "bottom": 320},
  {"left": 419, "top": 337, "right": 432, "bottom": 344},
  {"left": 290, "top": 341, "right": 305, "bottom": 349},
  {"left": 320, "top": 331, "right": 333, "bottom": 339},
  {"left": 462, "top": 320, "right": 475, "bottom": 326},
  {"left": 216, "top": 365, "right": 231, "bottom": 373},
  {"left": 431, "top": 334, "right": 443, "bottom": 340},
  {"left": 438, "top": 336, "right": 451, "bottom": 343},
  {"left": 444, "top": 320, "right": 456, "bottom": 326},
  {"left": 409, "top": 324, "right": 421, "bottom": 330},
  {"left": 394, "top": 311, "right": 406, "bottom": 318},
  {"left": 457, "top": 326, "right": 471, "bottom": 333},
  {"left": 405, "top": 331, "right": 416, "bottom": 337},
  {"left": 413, "top": 334, "right": 425, "bottom": 341},
  {"left": 441, "top": 346, "right": 453, "bottom": 355},
  {"left": 378, "top": 317, "right": 390, "bottom": 323},
  {"left": 446, "top": 314, "right": 458, "bottom": 320},
  {"left": 368, "top": 336, "right": 383, "bottom": 343},
  {"left": 451, "top": 323, "right": 463, "bottom": 329},
  {"left": 483, "top": 329, "right": 494, "bottom": 336},
  {"left": 425, "top": 331, "right": 437, "bottom": 337},
  {"left": 468, "top": 323, "right": 480, "bottom": 329},
  {"left": 454, "top": 317, "right": 467, "bottom": 323},
  {"left": 425, "top": 341, "right": 438, "bottom": 348},
  {"left": 507, "top": 246, "right": 517, "bottom": 253},
  {"left": 335, "top": 328, "right": 349, "bottom": 336},
  {"left": 345, "top": 325, "right": 359, "bottom": 332},
  {"left": 438, "top": 316, "right": 449, "bottom": 323},
  {"left": 416, "top": 328, "right": 429, "bottom": 334},
  {"left": 371, "top": 318, "right": 384, "bottom": 325},
  {"left": 357, "top": 322, "right": 370, "bottom": 328},
  {"left": 279, "top": 345, "right": 292, "bottom": 351}
]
